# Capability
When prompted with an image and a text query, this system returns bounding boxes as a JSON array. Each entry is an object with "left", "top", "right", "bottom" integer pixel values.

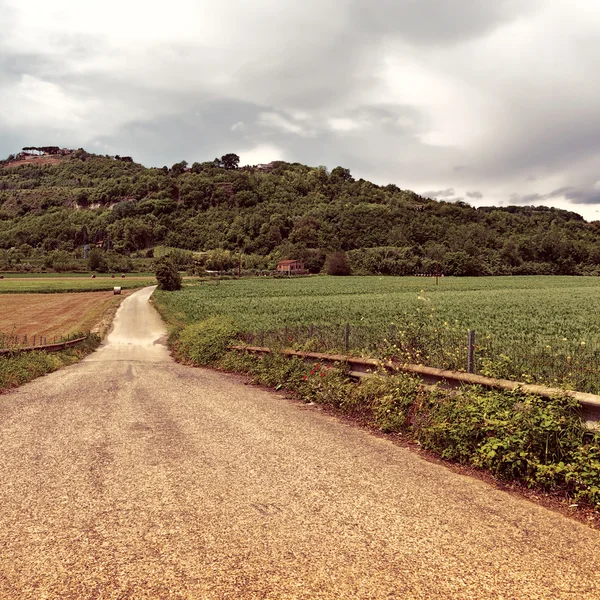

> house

[{"left": 277, "top": 259, "right": 305, "bottom": 274}]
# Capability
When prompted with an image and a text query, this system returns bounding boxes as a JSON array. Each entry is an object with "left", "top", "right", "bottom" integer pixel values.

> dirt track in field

[{"left": 0, "top": 292, "right": 125, "bottom": 340}]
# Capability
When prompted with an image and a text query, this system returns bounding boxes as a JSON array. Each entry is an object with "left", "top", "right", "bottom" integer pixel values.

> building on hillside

[{"left": 277, "top": 259, "right": 305, "bottom": 274}]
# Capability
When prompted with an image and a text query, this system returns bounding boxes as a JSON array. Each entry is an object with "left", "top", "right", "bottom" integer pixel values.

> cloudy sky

[{"left": 2, "top": 0, "right": 600, "bottom": 220}]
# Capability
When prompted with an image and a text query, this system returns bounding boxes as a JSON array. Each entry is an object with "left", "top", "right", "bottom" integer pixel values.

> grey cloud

[
  {"left": 551, "top": 186, "right": 600, "bottom": 205},
  {"left": 96, "top": 100, "right": 270, "bottom": 167},
  {"left": 466, "top": 191, "right": 483, "bottom": 199},
  {"left": 423, "top": 188, "right": 455, "bottom": 199},
  {"left": 350, "top": 0, "right": 541, "bottom": 45},
  {"left": 510, "top": 185, "right": 600, "bottom": 207}
]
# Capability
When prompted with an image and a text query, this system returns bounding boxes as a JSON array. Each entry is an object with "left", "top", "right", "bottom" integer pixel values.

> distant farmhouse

[{"left": 277, "top": 259, "right": 306, "bottom": 274}]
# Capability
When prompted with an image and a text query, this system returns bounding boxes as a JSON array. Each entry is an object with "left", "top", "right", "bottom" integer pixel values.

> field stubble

[{"left": 0, "top": 291, "right": 131, "bottom": 346}]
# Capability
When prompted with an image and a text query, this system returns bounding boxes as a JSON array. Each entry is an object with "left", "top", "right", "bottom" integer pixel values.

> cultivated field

[
  {"left": 0, "top": 291, "right": 128, "bottom": 343},
  {"left": 154, "top": 275, "right": 600, "bottom": 392},
  {"left": 0, "top": 274, "right": 155, "bottom": 294}
]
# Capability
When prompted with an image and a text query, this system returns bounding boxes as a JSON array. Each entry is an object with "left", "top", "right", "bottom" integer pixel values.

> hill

[{"left": 1, "top": 149, "right": 600, "bottom": 276}]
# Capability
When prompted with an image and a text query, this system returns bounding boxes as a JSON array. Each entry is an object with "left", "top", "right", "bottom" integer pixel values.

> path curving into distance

[{"left": 0, "top": 286, "right": 599, "bottom": 598}]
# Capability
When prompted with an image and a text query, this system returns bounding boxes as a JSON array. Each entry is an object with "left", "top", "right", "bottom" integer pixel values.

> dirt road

[{"left": 0, "top": 287, "right": 599, "bottom": 599}]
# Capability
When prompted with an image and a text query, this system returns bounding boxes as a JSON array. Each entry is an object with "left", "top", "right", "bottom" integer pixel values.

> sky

[{"left": 2, "top": 0, "right": 600, "bottom": 221}]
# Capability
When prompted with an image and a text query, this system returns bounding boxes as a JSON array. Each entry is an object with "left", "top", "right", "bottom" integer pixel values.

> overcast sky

[{"left": 2, "top": 0, "right": 600, "bottom": 220}]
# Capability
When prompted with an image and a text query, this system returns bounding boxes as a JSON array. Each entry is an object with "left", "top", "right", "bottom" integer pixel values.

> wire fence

[
  {"left": 241, "top": 323, "right": 600, "bottom": 395},
  {"left": 0, "top": 331, "right": 85, "bottom": 350}
]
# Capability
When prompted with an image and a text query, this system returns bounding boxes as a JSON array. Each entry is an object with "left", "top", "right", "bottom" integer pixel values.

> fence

[
  {"left": 0, "top": 332, "right": 87, "bottom": 351},
  {"left": 242, "top": 323, "right": 600, "bottom": 395}
]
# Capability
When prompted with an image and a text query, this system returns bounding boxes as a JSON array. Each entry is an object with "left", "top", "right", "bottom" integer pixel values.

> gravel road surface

[{"left": 0, "top": 286, "right": 599, "bottom": 599}]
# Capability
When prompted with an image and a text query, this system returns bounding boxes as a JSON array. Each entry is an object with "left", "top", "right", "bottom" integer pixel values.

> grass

[
  {"left": 0, "top": 274, "right": 156, "bottom": 293},
  {"left": 154, "top": 275, "right": 600, "bottom": 392},
  {"left": 0, "top": 335, "right": 100, "bottom": 393}
]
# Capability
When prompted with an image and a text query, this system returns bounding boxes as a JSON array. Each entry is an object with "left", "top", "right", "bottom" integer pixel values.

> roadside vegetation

[{"left": 0, "top": 334, "right": 100, "bottom": 393}]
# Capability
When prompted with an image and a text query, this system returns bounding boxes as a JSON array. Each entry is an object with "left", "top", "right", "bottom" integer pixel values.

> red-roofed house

[{"left": 277, "top": 259, "right": 305, "bottom": 274}]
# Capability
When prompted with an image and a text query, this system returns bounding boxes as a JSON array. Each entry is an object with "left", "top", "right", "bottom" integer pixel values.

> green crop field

[
  {"left": 0, "top": 274, "right": 156, "bottom": 293},
  {"left": 154, "top": 275, "right": 600, "bottom": 393}
]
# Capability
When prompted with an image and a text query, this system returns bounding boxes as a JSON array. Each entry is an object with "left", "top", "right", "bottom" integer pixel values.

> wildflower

[
  {"left": 302, "top": 375, "right": 307, "bottom": 380},
  {"left": 321, "top": 372, "right": 326, "bottom": 377},
  {"left": 289, "top": 337, "right": 293, "bottom": 342}
]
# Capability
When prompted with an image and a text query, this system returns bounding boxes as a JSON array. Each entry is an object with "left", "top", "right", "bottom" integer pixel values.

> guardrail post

[
  {"left": 467, "top": 329, "right": 475, "bottom": 373},
  {"left": 345, "top": 323, "right": 350, "bottom": 352}
]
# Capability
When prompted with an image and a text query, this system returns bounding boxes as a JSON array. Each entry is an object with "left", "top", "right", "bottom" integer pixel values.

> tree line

[{"left": 1, "top": 150, "right": 600, "bottom": 275}]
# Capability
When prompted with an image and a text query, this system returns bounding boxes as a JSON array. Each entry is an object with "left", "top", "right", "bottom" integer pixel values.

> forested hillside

[{"left": 1, "top": 149, "right": 600, "bottom": 275}]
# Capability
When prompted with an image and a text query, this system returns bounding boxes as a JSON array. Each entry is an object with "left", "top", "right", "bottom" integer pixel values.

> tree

[
  {"left": 221, "top": 153, "right": 240, "bottom": 170},
  {"left": 325, "top": 251, "right": 351, "bottom": 275},
  {"left": 88, "top": 249, "right": 107, "bottom": 272},
  {"left": 330, "top": 166, "right": 354, "bottom": 183},
  {"left": 170, "top": 161, "right": 188, "bottom": 176},
  {"left": 154, "top": 256, "right": 182, "bottom": 290}
]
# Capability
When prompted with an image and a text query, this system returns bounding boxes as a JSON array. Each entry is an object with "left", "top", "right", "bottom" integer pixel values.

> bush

[
  {"left": 88, "top": 249, "right": 108, "bottom": 272},
  {"left": 325, "top": 251, "right": 351, "bottom": 275},
  {"left": 174, "top": 316, "right": 241, "bottom": 365},
  {"left": 154, "top": 256, "right": 182, "bottom": 290}
]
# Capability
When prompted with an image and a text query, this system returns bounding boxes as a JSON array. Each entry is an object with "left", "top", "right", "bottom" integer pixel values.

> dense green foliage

[
  {"left": 154, "top": 276, "right": 600, "bottom": 392},
  {"left": 154, "top": 257, "right": 182, "bottom": 291},
  {"left": 2, "top": 150, "right": 600, "bottom": 275},
  {"left": 172, "top": 316, "right": 241, "bottom": 365}
]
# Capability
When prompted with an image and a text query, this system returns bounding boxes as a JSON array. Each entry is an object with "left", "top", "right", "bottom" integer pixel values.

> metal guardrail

[
  {"left": 230, "top": 345, "right": 600, "bottom": 424},
  {"left": 0, "top": 336, "right": 87, "bottom": 356}
]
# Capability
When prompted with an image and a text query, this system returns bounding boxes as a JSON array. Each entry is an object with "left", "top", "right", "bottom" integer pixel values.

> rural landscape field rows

[{"left": 154, "top": 275, "right": 600, "bottom": 392}]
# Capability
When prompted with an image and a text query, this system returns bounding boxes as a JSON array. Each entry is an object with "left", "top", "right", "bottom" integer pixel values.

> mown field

[
  {"left": 154, "top": 275, "right": 600, "bottom": 392},
  {"left": 0, "top": 274, "right": 155, "bottom": 293},
  {"left": 0, "top": 291, "right": 130, "bottom": 345}
]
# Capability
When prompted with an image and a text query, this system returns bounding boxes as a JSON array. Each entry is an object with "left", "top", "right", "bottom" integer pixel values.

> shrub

[
  {"left": 88, "top": 249, "right": 108, "bottom": 272},
  {"left": 155, "top": 256, "right": 182, "bottom": 290},
  {"left": 174, "top": 316, "right": 241, "bottom": 365},
  {"left": 325, "top": 251, "right": 351, "bottom": 276}
]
